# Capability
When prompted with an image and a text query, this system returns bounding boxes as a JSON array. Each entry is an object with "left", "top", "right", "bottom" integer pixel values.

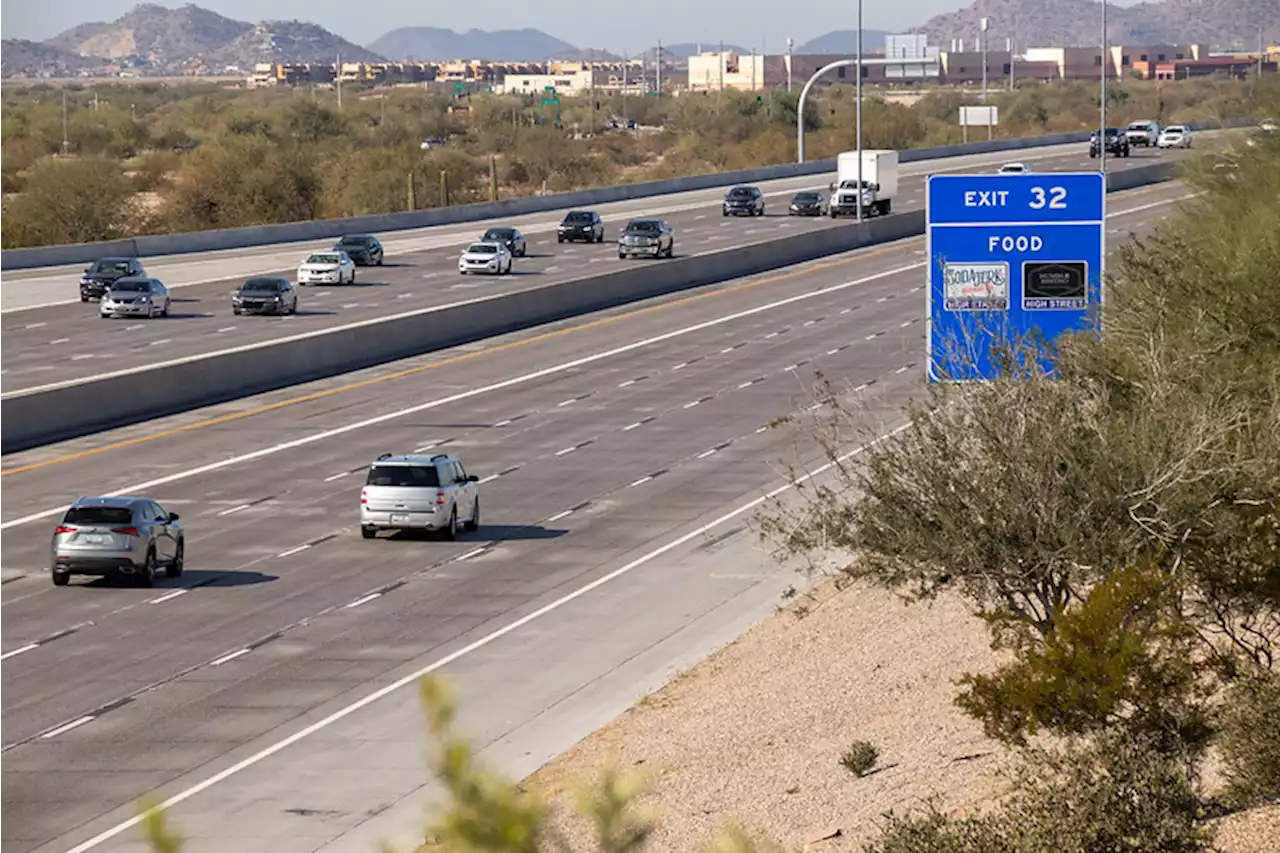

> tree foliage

[{"left": 1, "top": 155, "right": 143, "bottom": 248}]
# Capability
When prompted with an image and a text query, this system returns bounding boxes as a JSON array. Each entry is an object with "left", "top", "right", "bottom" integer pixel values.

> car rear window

[
  {"left": 112, "top": 281, "right": 149, "bottom": 292},
  {"left": 366, "top": 464, "right": 441, "bottom": 487},
  {"left": 64, "top": 506, "right": 133, "bottom": 524},
  {"left": 564, "top": 212, "right": 591, "bottom": 222},
  {"left": 627, "top": 221, "right": 660, "bottom": 232},
  {"left": 484, "top": 228, "right": 514, "bottom": 239},
  {"left": 307, "top": 253, "right": 341, "bottom": 264}
]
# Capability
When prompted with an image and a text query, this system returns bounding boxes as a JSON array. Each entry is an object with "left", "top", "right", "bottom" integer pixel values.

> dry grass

[{"left": 519, "top": 577, "right": 1280, "bottom": 852}]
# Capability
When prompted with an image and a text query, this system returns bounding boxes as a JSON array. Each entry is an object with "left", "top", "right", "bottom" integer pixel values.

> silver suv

[
  {"left": 360, "top": 454, "right": 480, "bottom": 540},
  {"left": 51, "top": 497, "right": 185, "bottom": 587}
]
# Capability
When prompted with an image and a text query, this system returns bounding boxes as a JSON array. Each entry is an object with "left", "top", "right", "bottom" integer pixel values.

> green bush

[
  {"left": 839, "top": 741, "right": 880, "bottom": 778},
  {"left": 1, "top": 155, "right": 143, "bottom": 248}
]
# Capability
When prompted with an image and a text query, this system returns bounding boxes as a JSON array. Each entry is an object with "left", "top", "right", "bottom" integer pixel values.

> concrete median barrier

[{"left": 0, "top": 161, "right": 1186, "bottom": 453}]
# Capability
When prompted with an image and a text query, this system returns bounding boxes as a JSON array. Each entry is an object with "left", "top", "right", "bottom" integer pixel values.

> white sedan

[
  {"left": 998, "top": 162, "right": 1031, "bottom": 174},
  {"left": 458, "top": 242, "right": 513, "bottom": 275},
  {"left": 297, "top": 250, "right": 356, "bottom": 285},
  {"left": 1156, "top": 126, "right": 1192, "bottom": 149}
]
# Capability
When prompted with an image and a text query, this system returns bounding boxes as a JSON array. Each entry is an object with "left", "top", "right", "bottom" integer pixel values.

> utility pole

[
  {"left": 622, "top": 47, "right": 628, "bottom": 127},
  {"left": 61, "top": 89, "right": 69, "bottom": 155},
  {"left": 980, "top": 16, "right": 990, "bottom": 103},
  {"left": 719, "top": 40, "right": 724, "bottom": 105},
  {"left": 751, "top": 47, "right": 756, "bottom": 92},
  {"left": 590, "top": 59, "right": 596, "bottom": 134},
  {"left": 1100, "top": 0, "right": 1108, "bottom": 178},
  {"left": 336, "top": 54, "right": 342, "bottom": 110},
  {"left": 656, "top": 40, "right": 662, "bottom": 96},
  {"left": 1008, "top": 36, "right": 1015, "bottom": 90}
]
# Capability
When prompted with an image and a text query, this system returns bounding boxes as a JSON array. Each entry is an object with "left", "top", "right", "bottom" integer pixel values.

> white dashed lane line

[{"left": 209, "top": 649, "right": 251, "bottom": 667}]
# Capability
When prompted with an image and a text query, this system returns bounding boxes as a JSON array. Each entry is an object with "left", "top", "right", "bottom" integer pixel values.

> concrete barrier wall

[
  {"left": 1, "top": 161, "right": 1188, "bottom": 453},
  {"left": 3, "top": 128, "right": 1141, "bottom": 272}
]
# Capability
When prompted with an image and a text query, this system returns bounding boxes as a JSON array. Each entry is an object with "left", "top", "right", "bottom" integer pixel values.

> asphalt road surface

[
  {"left": 0, "top": 143, "right": 1196, "bottom": 393},
  {"left": 0, "top": 181, "right": 1195, "bottom": 853}
]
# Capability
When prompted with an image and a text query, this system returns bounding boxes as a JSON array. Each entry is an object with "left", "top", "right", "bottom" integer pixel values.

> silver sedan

[{"left": 99, "top": 277, "right": 171, "bottom": 319}]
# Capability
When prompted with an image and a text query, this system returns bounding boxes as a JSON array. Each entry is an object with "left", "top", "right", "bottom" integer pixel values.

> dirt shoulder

[{"left": 522, "top": 578, "right": 1280, "bottom": 851}]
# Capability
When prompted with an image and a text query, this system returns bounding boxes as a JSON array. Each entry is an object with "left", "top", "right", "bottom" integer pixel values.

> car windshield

[
  {"left": 339, "top": 236, "right": 368, "bottom": 246},
  {"left": 1128, "top": 122, "right": 1149, "bottom": 130},
  {"left": 64, "top": 505, "right": 133, "bottom": 525},
  {"left": 91, "top": 260, "right": 131, "bottom": 274},
  {"left": 728, "top": 188, "right": 754, "bottom": 198},
  {"left": 564, "top": 212, "right": 592, "bottom": 222},
  {"left": 366, "top": 464, "right": 441, "bottom": 487},
  {"left": 468, "top": 243, "right": 498, "bottom": 254},
  {"left": 307, "top": 254, "right": 341, "bottom": 265},
  {"left": 794, "top": 192, "right": 819, "bottom": 200},
  {"left": 242, "top": 278, "right": 282, "bottom": 292},
  {"left": 627, "top": 221, "right": 660, "bottom": 233},
  {"left": 484, "top": 229, "right": 514, "bottom": 239},
  {"left": 111, "top": 280, "right": 149, "bottom": 292},
  {"left": 1165, "top": 126, "right": 1184, "bottom": 133}
]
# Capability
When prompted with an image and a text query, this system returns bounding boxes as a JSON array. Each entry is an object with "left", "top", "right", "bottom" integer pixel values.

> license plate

[
  {"left": 84, "top": 534, "right": 106, "bottom": 544},
  {"left": 390, "top": 513, "right": 410, "bottom": 523}
]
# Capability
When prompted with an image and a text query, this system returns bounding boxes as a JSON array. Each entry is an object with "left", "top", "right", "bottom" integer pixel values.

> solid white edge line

[
  {"left": 149, "top": 589, "right": 188, "bottom": 605},
  {"left": 209, "top": 648, "right": 251, "bottom": 667},
  {"left": 1, "top": 643, "right": 40, "bottom": 661},
  {"left": 345, "top": 593, "right": 382, "bottom": 609},
  {"left": 40, "top": 715, "right": 95, "bottom": 739},
  {"left": 60, "top": 421, "right": 909, "bottom": 853}
]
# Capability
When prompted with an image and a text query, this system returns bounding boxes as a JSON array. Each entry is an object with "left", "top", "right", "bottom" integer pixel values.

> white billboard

[{"left": 959, "top": 105, "right": 999, "bottom": 127}]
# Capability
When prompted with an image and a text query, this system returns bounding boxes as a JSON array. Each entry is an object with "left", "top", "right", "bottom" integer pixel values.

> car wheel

[
  {"left": 618, "top": 251, "right": 626, "bottom": 259},
  {"left": 361, "top": 525, "right": 377, "bottom": 539},
  {"left": 81, "top": 295, "right": 89, "bottom": 303},
  {"left": 377, "top": 254, "right": 384, "bottom": 266},
  {"left": 233, "top": 307, "right": 242, "bottom": 315},
  {"left": 349, "top": 270, "right": 356, "bottom": 284},
  {"left": 442, "top": 507, "right": 458, "bottom": 541},
  {"left": 52, "top": 569, "right": 70, "bottom": 586},
  {"left": 162, "top": 300, "right": 170, "bottom": 317},
  {"left": 519, "top": 246, "right": 527, "bottom": 257},
  {"left": 166, "top": 542, "right": 184, "bottom": 578},
  {"left": 465, "top": 498, "right": 480, "bottom": 532},
  {"left": 137, "top": 549, "right": 156, "bottom": 588}
]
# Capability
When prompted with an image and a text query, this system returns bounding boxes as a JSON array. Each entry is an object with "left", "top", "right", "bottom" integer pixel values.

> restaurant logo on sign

[{"left": 943, "top": 262, "right": 1009, "bottom": 311}]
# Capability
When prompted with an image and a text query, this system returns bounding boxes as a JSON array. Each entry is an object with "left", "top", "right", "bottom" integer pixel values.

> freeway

[
  {"left": 0, "top": 144, "right": 1190, "bottom": 394},
  {"left": 0, "top": 181, "right": 1193, "bottom": 853}
]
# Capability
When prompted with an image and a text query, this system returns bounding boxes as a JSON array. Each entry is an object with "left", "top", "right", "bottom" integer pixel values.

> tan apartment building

[{"left": 687, "top": 50, "right": 942, "bottom": 92}]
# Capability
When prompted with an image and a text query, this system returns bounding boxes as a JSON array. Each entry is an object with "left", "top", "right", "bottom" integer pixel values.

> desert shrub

[
  {"left": 1216, "top": 670, "right": 1280, "bottom": 807},
  {"left": 1, "top": 155, "right": 142, "bottom": 248},
  {"left": 839, "top": 741, "right": 880, "bottom": 777}
]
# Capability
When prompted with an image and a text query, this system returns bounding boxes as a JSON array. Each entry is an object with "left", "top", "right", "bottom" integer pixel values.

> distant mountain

[
  {"left": 0, "top": 38, "right": 110, "bottom": 77},
  {"left": 48, "top": 3, "right": 252, "bottom": 65},
  {"left": 220, "top": 21, "right": 384, "bottom": 66},
  {"left": 916, "top": 0, "right": 1280, "bottom": 51},
  {"left": 368, "top": 27, "right": 577, "bottom": 61},
  {"left": 798, "top": 30, "right": 894, "bottom": 54},
  {"left": 25, "top": 3, "right": 382, "bottom": 76}
]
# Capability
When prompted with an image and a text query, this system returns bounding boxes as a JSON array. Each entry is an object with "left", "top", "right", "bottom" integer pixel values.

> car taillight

[
  {"left": 360, "top": 489, "right": 368, "bottom": 504},
  {"left": 113, "top": 527, "right": 140, "bottom": 536},
  {"left": 55, "top": 525, "right": 74, "bottom": 534},
  {"left": 436, "top": 491, "right": 447, "bottom": 505}
]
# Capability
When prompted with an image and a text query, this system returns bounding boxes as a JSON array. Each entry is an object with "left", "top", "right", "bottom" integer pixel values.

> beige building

[
  {"left": 687, "top": 50, "right": 940, "bottom": 92},
  {"left": 1021, "top": 45, "right": 1207, "bottom": 80}
]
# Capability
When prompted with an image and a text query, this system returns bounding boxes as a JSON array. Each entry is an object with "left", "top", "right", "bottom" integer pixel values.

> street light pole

[
  {"left": 61, "top": 89, "right": 69, "bottom": 155},
  {"left": 786, "top": 37, "right": 794, "bottom": 93},
  {"left": 980, "top": 17, "right": 989, "bottom": 103},
  {"left": 656, "top": 40, "right": 662, "bottom": 96},
  {"left": 856, "top": 0, "right": 864, "bottom": 221}
]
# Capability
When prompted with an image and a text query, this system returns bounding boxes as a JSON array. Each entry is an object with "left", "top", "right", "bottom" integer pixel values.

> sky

[{"left": 1, "top": 0, "right": 1064, "bottom": 49}]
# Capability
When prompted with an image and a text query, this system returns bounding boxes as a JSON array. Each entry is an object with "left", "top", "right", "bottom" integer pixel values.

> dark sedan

[
  {"left": 481, "top": 227, "right": 527, "bottom": 257},
  {"left": 232, "top": 276, "right": 298, "bottom": 315},
  {"left": 788, "top": 191, "right": 827, "bottom": 216},
  {"left": 333, "top": 234, "right": 384, "bottom": 266},
  {"left": 80, "top": 257, "right": 146, "bottom": 302},
  {"left": 558, "top": 210, "right": 604, "bottom": 243}
]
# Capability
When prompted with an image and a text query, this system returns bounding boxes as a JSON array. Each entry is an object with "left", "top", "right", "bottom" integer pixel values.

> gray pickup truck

[{"left": 1125, "top": 120, "right": 1159, "bottom": 147}]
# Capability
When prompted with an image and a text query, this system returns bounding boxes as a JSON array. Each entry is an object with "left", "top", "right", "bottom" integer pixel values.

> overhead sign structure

[{"left": 925, "top": 172, "right": 1105, "bottom": 382}]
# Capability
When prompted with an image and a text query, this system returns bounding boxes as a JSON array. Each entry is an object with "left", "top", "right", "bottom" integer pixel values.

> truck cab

[
  {"left": 1125, "top": 120, "right": 1159, "bottom": 147},
  {"left": 829, "top": 149, "right": 899, "bottom": 218}
]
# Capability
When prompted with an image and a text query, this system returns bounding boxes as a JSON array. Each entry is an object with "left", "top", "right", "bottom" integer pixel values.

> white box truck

[{"left": 829, "top": 149, "right": 899, "bottom": 217}]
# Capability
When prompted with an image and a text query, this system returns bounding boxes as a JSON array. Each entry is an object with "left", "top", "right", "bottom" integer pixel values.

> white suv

[{"left": 360, "top": 454, "right": 480, "bottom": 540}]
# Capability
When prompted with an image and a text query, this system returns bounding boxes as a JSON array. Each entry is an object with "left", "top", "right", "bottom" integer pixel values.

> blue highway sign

[{"left": 925, "top": 172, "right": 1105, "bottom": 381}]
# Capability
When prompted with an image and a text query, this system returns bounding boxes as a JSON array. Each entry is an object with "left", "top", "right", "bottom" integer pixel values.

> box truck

[{"left": 829, "top": 149, "right": 899, "bottom": 217}]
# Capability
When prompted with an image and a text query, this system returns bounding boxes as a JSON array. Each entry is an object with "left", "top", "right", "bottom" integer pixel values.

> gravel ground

[{"left": 522, "top": 578, "right": 1280, "bottom": 852}]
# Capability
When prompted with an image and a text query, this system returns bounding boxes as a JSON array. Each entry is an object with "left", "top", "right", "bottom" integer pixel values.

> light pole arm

[{"left": 796, "top": 59, "right": 858, "bottom": 164}]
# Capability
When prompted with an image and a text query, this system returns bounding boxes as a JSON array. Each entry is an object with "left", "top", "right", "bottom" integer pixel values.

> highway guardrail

[
  {"left": 4, "top": 117, "right": 1248, "bottom": 272},
  {"left": 0, "top": 161, "right": 1181, "bottom": 453}
]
